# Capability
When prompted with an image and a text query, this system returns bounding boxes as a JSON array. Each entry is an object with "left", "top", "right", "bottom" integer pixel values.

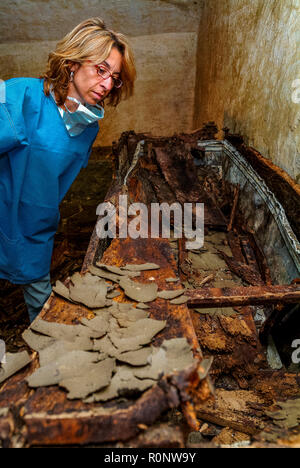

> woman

[{"left": 0, "top": 18, "right": 136, "bottom": 322}]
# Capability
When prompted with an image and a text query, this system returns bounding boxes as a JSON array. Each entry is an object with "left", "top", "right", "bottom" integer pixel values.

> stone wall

[{"left": 194, "top": 0, "right": 300, "bottom": 183}]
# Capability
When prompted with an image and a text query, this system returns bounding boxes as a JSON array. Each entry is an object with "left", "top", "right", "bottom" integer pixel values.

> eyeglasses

[{"left": 94, "top": 65, "right": 123, "bottom": 89}]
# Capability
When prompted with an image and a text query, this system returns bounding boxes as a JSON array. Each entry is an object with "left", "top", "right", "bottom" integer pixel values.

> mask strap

[
  {"left": 64, "top": 96, "right": 82, "bottom": 114},
  {"left": 66, "top": 96, "right": 103, "bottom": 111},
  {"left": 63, "top": 101, "right": 75, "bottom": 114},
  {"left": 66, "top": 96, "right": 82, "bottom": 105},
  {"left": 64, "top": 96, "right": 104, "bottom": 118},
  {"left": 94, "top": 103, "right": 105, "bottom": 111}
]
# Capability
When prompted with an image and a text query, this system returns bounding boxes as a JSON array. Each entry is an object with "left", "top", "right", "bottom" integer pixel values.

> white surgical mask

[{"left": 61, "top": 96, "right": 104, "bottom": 137}]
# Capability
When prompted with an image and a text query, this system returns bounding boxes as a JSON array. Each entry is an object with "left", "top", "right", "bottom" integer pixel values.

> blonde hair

[{"left": 43, "top": 18, "right": 136, "bottom": 107}]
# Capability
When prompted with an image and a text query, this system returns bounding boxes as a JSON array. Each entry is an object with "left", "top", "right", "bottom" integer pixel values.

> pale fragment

[
  {"left": 60, "top": 358, "right": 116, "bottom": 400},
  {"left": 26, "top": 350, "right": 100, "bottom": 387},
  {"left": 0, "top": 351, "right": 31, "bottom": 384},
  {"left": 170, "top": 295, "right": 189, "bottom": 305},
  {"left": 22, "top": 329, "right": 57, "bottom": 352},
  {"left": 121, "top": 263, "right": 160, "bottom": 271},
  {"left": 69, "top": 272, "right": 110, "bottom": 309},
  {"left": 119, "top": 277, "right": 158, "bottom": 303},
  {"left": 116, "top": 347, "right": 152, "bottom": 366},
  {"left": 157, "top": 289, "right": 186, "bottom": 300}
]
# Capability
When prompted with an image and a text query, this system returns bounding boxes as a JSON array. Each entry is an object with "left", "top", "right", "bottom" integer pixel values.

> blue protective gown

[{"left": 0, "top": 78, "right": 99, "bottom": 284}]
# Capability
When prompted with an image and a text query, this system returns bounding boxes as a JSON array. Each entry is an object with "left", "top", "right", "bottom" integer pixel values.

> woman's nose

[{"left": 101, "top": 75, "right": 114, "bottom": 91}]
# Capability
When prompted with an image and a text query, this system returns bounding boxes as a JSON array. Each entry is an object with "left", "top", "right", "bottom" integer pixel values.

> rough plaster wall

[
  {"left": 0, "top": 0, "right": 201, "bottom": 146},
  {"left": 97, "top": 33, "right": 197, "bottom": 145},
  {"left": 0, "top": 33, "right": 197, "bottom": 146},
  {"left": 194, "top": 0, "right": 300, "bottom": 183},
  {"left": 0, "top": 0, "right": 203, "bottom": 41}
]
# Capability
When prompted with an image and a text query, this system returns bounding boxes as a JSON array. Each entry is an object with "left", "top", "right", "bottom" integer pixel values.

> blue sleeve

[
  {"left": 0, "top": 79, "right": 28, "bottom": 154},
  {"left": 82, "top": 145, "right": 93, "bottom": 168},
  {"left": 82, "top": 130, "right": 98, "bottom": 168}
]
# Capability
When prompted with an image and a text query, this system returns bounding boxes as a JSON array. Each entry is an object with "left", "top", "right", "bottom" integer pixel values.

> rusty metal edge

[{"left": 24, "top": 364, "right": 203, "bottom": 446}]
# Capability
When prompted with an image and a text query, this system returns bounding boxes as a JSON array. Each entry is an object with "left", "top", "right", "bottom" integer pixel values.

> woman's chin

[
  {"left": 90, "top": 91, "right": 104, "bottom": 104},
  {"left": 83, "top": 97, "right": 96, "bottom": 106}
]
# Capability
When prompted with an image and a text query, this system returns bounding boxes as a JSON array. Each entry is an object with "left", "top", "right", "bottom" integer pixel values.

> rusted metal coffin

[{"left": 0, "top": 131, "right": 216, "bottom": 447}]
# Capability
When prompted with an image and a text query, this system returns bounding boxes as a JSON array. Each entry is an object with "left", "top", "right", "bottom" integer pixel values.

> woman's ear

[{"left": 70, "top": 63, "right": 80, "bottom": 73}]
